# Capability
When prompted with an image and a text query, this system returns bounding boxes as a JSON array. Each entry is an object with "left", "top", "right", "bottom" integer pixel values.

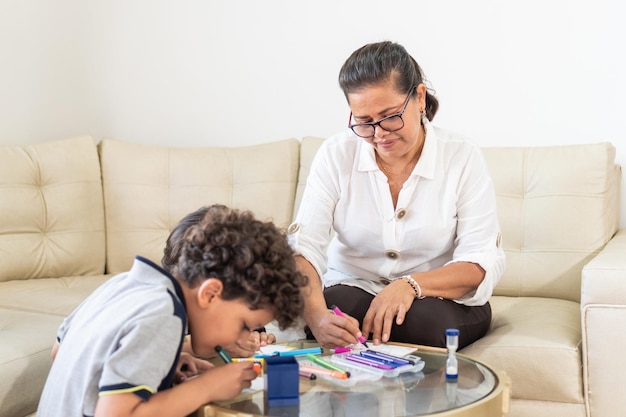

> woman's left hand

[{"left": 361, "top": 279, "right": 415, "bottom": 345}]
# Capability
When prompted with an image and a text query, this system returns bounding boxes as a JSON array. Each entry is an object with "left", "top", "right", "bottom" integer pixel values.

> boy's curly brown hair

[{"left": 166, "top": 205, "right": 307, "bottom": 330}]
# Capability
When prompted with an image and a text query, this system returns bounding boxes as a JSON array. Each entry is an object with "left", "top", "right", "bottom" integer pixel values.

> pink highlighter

[{"left": 330, "top": 305, "right": 369, "bottom": 348}]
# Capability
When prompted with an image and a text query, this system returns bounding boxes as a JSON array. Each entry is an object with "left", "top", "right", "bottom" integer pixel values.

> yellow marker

[{"left": 232, "top": 357, "right": 265, "bottom": 375}]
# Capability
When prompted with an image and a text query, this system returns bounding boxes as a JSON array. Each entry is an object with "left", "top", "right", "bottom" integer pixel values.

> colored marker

[
  {"left": 345, "top": 354, "right": 395, "bottom": 370},
  {"left": 305, "top": 353, "right": 351, "bottom": 377},
  {"left": 298, "top": 368, "right": 318, "bottom": 380},
  {"left": 215, "top": 345, "right": 232, "bottom": 363},
  {"left": 274, "top": 347, "right": 323, "bottom": 357},
  {"left": 299, "top": 365, "right": 346, "bottom": 380},
  {"left": 233, "top": 357, "right": 266, "bottom": 365},
  {"left": 357, "top": 352, "right": 401, "bottom": 368},
  {"left": 330, "top": 305, "right": 369, "bottom": 348},
  {"left": 333, "top": 347, "right": 351, "bottom": 354},
  {"left": 361, "top": 350, "right": 415, "bottom": 365}
]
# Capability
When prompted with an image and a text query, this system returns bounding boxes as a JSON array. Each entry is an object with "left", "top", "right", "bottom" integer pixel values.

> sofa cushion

[
  {"left": 482, "top": 142, "right": 620, "bottom": 302},
  {"left": 461, "top": 296, "right": 583, "bottom": 404},
  {"left": 0, "top": 309, "right": 62, "bottom": 417},
  {"left": 0, "top": 136, "right": 106, "bottom": 282},
  {"left": 0, "top": 275, "right": 111, "bottom": 316},
  {"left": 99, "top": 138, "right": 301, "bottom": 273}
]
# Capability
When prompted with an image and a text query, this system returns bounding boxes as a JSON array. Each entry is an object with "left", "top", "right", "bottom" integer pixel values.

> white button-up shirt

[{"left": 289, "top": 121, "right": 505, "bottom": 306}]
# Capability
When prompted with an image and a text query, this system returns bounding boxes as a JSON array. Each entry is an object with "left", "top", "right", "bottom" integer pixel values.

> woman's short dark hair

[
  {"left": 163, "top": 205, "right": 307, "bottom": 330},
  {"left": 338, "top": 41, "right": 439, "bottom": 121}
]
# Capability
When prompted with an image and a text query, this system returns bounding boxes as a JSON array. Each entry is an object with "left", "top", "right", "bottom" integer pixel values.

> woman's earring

[{"left": 420, "top": 109, "right": 427, "bottom": 122}]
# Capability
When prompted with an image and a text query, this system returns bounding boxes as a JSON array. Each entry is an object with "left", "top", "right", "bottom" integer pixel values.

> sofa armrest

[
  {"left": 581, "top": 228, "right": 626, "bottom": 417},
  {"left": 581, "top": 228, "right": 626, "bottom": 305}
]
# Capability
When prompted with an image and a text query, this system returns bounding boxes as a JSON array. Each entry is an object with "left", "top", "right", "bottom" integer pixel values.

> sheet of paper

[
  {"left": 259, "top": 344, "right": 294, "bottom": 354},
  {"left": 241, "top": 375, "right": 265, "bottom": 393},
  {"left": 365, "top": 343, "right": 419, "bottom": 357}
]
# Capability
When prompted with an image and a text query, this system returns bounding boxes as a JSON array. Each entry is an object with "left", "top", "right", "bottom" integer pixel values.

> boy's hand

[
  {"left": 94, "top": 361, "right": 258, "bottom": 417},
  {"left": 201, "top": 362, "right": 258, "bottom": 402},
  {"left": 258, "top": 331, "right": 276, "bottom": 347},
  {"left": 225, "top": 331, "right": 276, "bottom": 358},
  {"left": 175, "top": 352, "right": 213, "bottom": 384}
]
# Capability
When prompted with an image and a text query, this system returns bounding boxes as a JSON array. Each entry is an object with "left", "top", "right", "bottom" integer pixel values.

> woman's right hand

[
  {"left": 307, "top": 306, "right": 363, "bottom": 348},
  {"left": 296, "top": 256, "right": 363, "bottom": 348}
]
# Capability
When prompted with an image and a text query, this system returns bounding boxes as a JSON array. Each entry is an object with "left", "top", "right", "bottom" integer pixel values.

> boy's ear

[{"left": 197, "top": 278, "right": 223, "bottom": 308}]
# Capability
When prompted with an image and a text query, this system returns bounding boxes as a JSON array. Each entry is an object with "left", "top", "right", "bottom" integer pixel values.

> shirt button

[
  {"left": 287, "top": 223, "right": 300, "bottom": 234},
  {"left": 384, "top": 250, "right": 400, "bottom": 259},
  {"left": 395, "top": 208, "right": 407, "bottom": 220}
]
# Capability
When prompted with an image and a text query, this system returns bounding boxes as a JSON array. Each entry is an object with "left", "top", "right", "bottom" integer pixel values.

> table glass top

[{"left": 205, "top": 341, "right": 498, "bottom": 417}]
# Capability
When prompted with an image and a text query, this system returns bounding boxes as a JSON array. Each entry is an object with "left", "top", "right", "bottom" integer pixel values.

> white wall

[{"left": 1, "top": 0, "right": 624, "bottom": 227}]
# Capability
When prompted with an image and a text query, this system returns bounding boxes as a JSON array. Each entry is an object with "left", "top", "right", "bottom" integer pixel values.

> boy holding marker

[
  {"left": 37, "top": 205, "right": 307, "bottom": 417},
  {"left": 160, "top": 205, "right": 279, "bottom": 383}
]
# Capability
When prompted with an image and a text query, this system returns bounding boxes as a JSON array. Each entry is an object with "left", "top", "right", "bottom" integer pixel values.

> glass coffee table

[{"left": 193, "top": 341, "right": 511, "bottom": 417}]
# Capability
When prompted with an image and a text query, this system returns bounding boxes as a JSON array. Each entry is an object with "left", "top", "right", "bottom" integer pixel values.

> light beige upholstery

[
  {"left": 0, "top": 137, "right": 108, "bottom": 417},
  {"left": 291, "top": 138, "right": 624, "bottom": 417},
  {"left": 461, "top": 143, "right": 621, "bottom": 417},
  {"left": 581, "top": 228, "right": 626, "bottom": 417},
  {"left": 99, "top": 138, "right": 300, "bottom": 273},
  {"left": 1, "top": 136, "right": 623, "bottom": 417},
  {"left": 0, "top": 136, "right": 106, "bottom": 282}
]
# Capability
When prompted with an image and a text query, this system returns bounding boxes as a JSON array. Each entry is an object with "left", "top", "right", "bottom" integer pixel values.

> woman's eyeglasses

[{"left": 348, "top": 87, "right": 416, "bottom": 138}]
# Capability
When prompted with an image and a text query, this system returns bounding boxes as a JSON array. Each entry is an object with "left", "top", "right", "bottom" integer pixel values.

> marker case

[{"left": 329, "top": 353, "right": 424, "bottom": 378}]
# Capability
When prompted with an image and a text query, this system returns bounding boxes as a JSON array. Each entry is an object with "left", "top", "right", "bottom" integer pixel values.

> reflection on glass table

[{"left": 194, "top": 341, "right": 510, "bottom": 417}]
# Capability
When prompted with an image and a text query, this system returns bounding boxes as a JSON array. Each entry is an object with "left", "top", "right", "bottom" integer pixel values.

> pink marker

[{"left": 330, "top": 305, "right": 369, "bottom": 348}]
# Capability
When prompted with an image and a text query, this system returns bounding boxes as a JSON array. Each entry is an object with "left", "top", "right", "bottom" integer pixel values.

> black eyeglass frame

[{"left": 347, "top": 87, "right": 417, "bottom": 138}]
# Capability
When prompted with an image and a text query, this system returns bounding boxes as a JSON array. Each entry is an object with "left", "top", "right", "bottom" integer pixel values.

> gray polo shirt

[{"left": 37, "top": 256, "right": 187, "bottom": 417}]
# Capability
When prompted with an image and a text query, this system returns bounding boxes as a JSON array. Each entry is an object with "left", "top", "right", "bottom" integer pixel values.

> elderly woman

[{"left": 289, "top": 41, "right": 505, "bottom": 349}]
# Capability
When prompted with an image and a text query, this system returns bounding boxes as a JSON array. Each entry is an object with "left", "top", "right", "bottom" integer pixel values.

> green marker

[
  {"left": 215, "top": 345, "right": 232, "bottom": 363},
  {"left": 305, "top": 353, "right": 351, "bottom": 377}
]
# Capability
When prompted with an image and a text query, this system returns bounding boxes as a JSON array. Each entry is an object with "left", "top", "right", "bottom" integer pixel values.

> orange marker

[{"left": 299, "top": 365, "right": 348, "bottom": 380}]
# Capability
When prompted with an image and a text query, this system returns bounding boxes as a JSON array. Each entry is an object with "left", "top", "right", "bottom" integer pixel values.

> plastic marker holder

[
  {"left": 361, "top": 350, "right": 415, "bottom": 365},
  {"left": 305, "top": 353, "right": 351, "bottom": 377},
  {"left": 345, "top": 354, "right": 396, "bottom": 370},
  {"left": 330, "top": 352, "right": 425, "bottom": 378}
]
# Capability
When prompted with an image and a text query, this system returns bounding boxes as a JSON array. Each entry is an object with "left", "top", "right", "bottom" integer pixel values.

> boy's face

[{"left": 186, "top": 278, "right": 274, "bottom": 358}]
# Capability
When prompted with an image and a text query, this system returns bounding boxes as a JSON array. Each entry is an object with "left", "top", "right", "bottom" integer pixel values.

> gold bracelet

[{"left": 402, "top": 275, "right": 425, "bottom": 299}]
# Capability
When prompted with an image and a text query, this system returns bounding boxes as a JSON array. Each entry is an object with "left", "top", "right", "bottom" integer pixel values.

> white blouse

[{"left": 288, "top": 121, "right": 505, "bottom": 306}]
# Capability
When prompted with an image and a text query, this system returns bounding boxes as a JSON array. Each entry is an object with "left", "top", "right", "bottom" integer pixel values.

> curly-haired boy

[{"left": 37, "top": 204, "right": 307, "bottom": 417}]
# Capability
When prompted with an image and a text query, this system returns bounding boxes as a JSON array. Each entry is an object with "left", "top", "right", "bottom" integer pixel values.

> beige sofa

[{"left": 0, "top": 136, "right": 623, "bottom": 417}]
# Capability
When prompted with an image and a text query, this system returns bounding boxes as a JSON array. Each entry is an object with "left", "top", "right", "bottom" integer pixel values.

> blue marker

[
  {"left": 361, "top": 350, "right": 414, "bottom": 365},
  {"left": 273, "top": 347, "right": 323, "bottom": 357}
]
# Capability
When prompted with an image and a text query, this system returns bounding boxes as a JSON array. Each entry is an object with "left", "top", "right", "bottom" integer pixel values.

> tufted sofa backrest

[
  {"left": 296, "top": 138, "right": 621, "bottom": 303},
  {"left": 0, "top": 136, "right": 106, "bottom": 282},
  {"left": 99, "top": 138, "right": 301, "bottom": 274},
  {"left": 483, "top": 142, "right": 620, "bottom": 302}
]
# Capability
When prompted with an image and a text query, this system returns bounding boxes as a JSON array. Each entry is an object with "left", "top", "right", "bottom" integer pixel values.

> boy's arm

[
  {"left": 51, "top": 341, "right": 60, "bottom": 361},
  {"left": 94, "top": 362, "right": 257, "bottom": 417}
]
